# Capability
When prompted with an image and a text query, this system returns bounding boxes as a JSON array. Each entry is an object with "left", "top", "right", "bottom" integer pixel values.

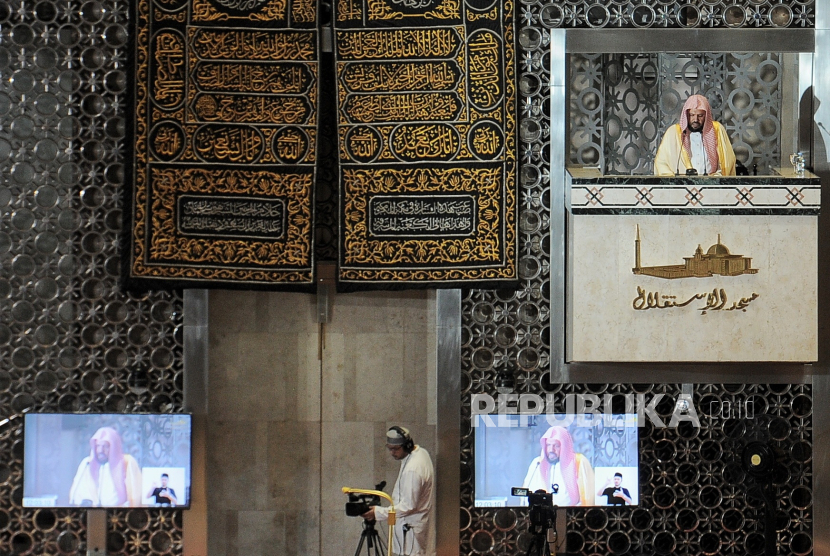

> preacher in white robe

[
  {"left": 654, "top": 94, "right": 736, "bottom": 177},
  {"left": 69, "top": 427, "right": 142, "bottom": 507},
  {"left": 522, "top": 426, "right": 595, "bottom": 506}
]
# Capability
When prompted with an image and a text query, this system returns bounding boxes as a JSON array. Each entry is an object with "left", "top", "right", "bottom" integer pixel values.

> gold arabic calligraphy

[{"left": 633, "top": 286, "right": 759, "bottom": 314}]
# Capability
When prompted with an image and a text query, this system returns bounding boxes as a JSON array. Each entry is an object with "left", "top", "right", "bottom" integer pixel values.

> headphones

[{"left": 388, "top": 426, "right": 414, "bottom": 452}]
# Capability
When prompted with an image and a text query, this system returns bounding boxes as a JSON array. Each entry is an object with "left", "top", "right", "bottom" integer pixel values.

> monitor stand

[
  {"left": 553, "top": 508, "right": 567, "bottom": 555},
  {"left": 87, "top": 509, "right": 107, "bottom": 556}
]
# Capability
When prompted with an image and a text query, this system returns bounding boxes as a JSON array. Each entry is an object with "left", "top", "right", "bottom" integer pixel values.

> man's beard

[
  {"left": 688, "top": 122, "right": 703, "bottom": 132},
  {"left": 546, "top": 454, "right": 559, "bottom": 464}
]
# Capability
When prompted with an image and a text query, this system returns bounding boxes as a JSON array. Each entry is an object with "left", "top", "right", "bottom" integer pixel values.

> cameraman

[{"left": 362, "top": 427, "right": 435, "bottom": 556}]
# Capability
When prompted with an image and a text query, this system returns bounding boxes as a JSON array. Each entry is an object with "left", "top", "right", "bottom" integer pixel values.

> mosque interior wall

[
  {"left": 0, "top": 0, "right": 826, "bottom": 553},
  {"left": 206, "top": 290, "right": 436, "bottom": 556}
]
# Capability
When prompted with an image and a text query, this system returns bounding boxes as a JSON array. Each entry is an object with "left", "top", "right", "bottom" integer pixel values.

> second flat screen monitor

[{"left": 474, "top": 413, "right": 639, "bottom": 507}]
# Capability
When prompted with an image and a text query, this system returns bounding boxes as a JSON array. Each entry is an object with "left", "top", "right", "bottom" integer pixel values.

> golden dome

[
  {"left": 706, "top": 243, "right": 730, "bottom": 256},
  {"left": 706, "top": 234, "right": 730, "bottom": 256}
]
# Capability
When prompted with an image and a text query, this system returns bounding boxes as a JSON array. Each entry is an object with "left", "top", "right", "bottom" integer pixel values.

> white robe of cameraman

[{"left": 373, "top": 445, "right": 435, "bottom": 556}]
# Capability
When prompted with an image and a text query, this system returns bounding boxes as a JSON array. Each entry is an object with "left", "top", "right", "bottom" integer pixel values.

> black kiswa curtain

[
  {"left": 126, "top": 0, "right": 318, "bottom": 290},
  {"left": 333, "top": 0, "right": 518, "bottom": 290}
]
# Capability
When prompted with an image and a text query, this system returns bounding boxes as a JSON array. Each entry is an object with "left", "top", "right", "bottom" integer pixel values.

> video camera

[
  {"left": 512, "top": 487, "right": 558, "bottom": 531},
  {"left": 345, "top": 481, "right": 386, "bottom": 517}
]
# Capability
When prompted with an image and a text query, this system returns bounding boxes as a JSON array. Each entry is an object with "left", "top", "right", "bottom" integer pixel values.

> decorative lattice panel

[
  {"left": 570, "top": 53, "right": 784, "bottom": 175},
  {"left": 0, "top": 0, "right": 183, "bottom": 553},
  {"left": 315, "top": 53, "right": 340, "bottom": 262},
  {"left": 459, "top": 383, "right": 813, "bottom": 555},
  {"left": 517, "top": 0, "right": 813, "bottom": 28}
]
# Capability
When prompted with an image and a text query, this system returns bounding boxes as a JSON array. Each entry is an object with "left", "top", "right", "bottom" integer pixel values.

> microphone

[
  {"left": 675, "top": 128, "right": 686, "bottom": 175},
  {"left": 735, "top": 160, "right": 749, "bottom": 176}
]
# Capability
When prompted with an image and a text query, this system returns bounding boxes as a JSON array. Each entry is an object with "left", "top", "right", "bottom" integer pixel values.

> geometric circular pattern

[
  {"left": 0, "top": 0, "right": 815, "bottom": 555},
  {"left": 315, "top": 59, "right": 341, "bottom": 262},
  {"left": 464, "top": 22, "right": 811, "bottom": 555},
  {"left": 0, "top": 1, "right": 183, "bottom": 553},
  {"left": 519, "top": 0, "right": 814, "bottom": 28},
  {"left": 458, "top": 384, "right": 812, "bottom": 555},
  {"left": 571, "top": 53, "right": 784, "bottom": 175}
]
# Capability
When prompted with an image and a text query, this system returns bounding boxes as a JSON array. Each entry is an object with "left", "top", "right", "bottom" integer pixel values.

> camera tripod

[
  {"left": 525, "top": 506, "right": 558, "bottom": 556},
  {"left": 353, "top": 519, "right": 387, "bottom": 556},
  {"left": 525, "top": 529, "right": 557, "bottom": 556}
]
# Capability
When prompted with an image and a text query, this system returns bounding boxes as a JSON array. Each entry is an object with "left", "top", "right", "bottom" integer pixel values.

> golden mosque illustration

[{"left": 632, "top": 225, "right": 758, "bottom": 279}]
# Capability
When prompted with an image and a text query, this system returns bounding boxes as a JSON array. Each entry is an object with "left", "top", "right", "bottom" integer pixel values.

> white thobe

[
  {"left": 373, "top": 446, "right": 436, "bottom": 556},
  {"left": 522, "top": 458, "right": 573, "bottom": 505},
  {"left": 97, "top": 462, "right": 120, "bottom": 506},
  {"left": 688, "top": 132, "right": 709, "bottom": 175},
  {"left": 521, "top": 454, "right": 595, "bottom": 506},
  {"left": 68, "top": 455, "right": 142, "bottom": 507}
]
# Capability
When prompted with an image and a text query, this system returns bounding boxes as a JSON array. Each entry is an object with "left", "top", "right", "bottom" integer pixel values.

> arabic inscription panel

[{"left": 568, "top": 214, "right": 817, "bottom": 362}]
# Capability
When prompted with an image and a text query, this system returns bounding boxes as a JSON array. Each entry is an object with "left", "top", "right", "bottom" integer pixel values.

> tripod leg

[
  {"left": 369, "top": 527, "right": 386, "bottom": 556},
  {"left": 354, "top": 531, "right": 367, "bottom": 556},
  {"left": 526, "top": 534, "right": 541, "bottom": 556},
  {"left": 355, "top": 523, "right": 386, "bottom": 556}
]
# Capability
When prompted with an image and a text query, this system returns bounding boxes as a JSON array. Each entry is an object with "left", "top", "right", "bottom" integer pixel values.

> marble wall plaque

[{"left": 568, "top": 215, "right": 817, "bottom": 362}]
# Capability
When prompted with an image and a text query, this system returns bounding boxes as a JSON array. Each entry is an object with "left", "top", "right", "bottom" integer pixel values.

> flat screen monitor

[
  {"left": 23, "top": 413, "right": 192, "bottom": 509},
  {"left": 474, "top": 413, "right": 639, "bottom": 508}
]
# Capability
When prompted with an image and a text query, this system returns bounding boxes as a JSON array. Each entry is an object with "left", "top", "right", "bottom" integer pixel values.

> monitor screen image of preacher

[
  {"left": 23, "top": 413, "right": 192, "bottom": 509},
  {"left": 474, "top": 413, "right": 639, "bottom": 508}
]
